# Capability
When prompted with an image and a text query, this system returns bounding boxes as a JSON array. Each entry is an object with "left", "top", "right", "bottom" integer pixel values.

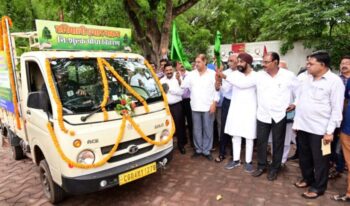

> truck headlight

[
  {"left": 160, "top": 129, "right": 169, "bottom": 141},
  {"left": 77, "top": 150, "right": 95, "bottom": 165}
]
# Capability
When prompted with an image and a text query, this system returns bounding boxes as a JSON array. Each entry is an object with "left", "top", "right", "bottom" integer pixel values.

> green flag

[
  {"left": 170, "top": 22, "right": 192, "bottom": 70},
  {"left": 214, "top": 31, "right": 222, "bottom": 69}
]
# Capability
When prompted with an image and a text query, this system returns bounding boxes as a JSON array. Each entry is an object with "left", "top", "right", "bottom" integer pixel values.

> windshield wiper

[{"left": 80, "top": 99, "right": 119, "bottom": 122}]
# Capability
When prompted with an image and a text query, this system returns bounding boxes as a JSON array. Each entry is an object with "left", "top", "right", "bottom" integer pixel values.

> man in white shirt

[
  {"left": 160, "top": 62, "right": 186, "bottom": 154},
  {"left": 293, "top": 51, "right": 345, "bottom": 199},
  {"left": 215, "top": 54, "right": 237, "bottom": 163},
  {"left": 251, "top": 52, "right": 297, "bottom": 181},
  {"left": 181, "top": 54, "right": 220, "bottom": 160},
  {"left": 269, "top": 60, "right": 296, "bottom": 166}
]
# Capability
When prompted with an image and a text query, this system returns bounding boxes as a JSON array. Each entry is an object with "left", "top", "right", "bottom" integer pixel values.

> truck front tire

[
  {"left": 39, "top": 159, "right": 65, "bottom": 203},
  {"left": 11, "top": 145, "right": 24, "bottom": 160}
]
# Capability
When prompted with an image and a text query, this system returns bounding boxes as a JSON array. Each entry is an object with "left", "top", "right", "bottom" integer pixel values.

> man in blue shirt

[{"left": 332, "top": 55, "right": 350, "bottom": 202}]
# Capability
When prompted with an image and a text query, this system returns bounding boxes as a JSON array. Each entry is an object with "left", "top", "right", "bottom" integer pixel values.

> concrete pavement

[{"left": 0, "top": 141, "right": 348, "bottom": 206}]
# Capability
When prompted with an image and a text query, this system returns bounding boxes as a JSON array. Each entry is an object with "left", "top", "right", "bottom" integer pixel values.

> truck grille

[{"left": 100, "top": 134, "right": 156, "bottom": 163}]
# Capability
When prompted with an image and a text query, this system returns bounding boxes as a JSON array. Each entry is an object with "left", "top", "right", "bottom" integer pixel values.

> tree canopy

[
  {"left": 258, "top": 0, "right": 350, "bottom": 67},
  {"left": 0, "top": 0, "right": 349, "bottom": 67}
]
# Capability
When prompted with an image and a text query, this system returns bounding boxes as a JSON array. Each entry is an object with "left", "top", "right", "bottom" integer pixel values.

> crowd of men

[{"left": 155, "top": 51, "right": 350, "bottom": 202}]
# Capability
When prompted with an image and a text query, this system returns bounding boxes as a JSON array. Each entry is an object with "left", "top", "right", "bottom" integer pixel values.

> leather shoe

[
  {"left": 267, "top": 171, "right": 278, "bottom": 181},
  {"left": 203, "top": 154, "right": 213, "bottom": 161},
  {"left": 252, "top": 168, "right": 266, "bottom": 177},
  {"left": 191, "top": 152, "right": 201, "bottom": 158},
  {"left": 179, "top": 147, "right": 186, "bottom": 154}
]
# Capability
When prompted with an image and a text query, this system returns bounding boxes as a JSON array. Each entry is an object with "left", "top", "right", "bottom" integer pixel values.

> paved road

[{"left": 0, "top": 139, "right": 347, "bottom": 206}]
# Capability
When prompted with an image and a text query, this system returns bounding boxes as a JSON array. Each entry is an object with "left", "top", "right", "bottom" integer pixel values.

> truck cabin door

[{"left": 24, "top": 60, "right": 52, "bottom": 144}]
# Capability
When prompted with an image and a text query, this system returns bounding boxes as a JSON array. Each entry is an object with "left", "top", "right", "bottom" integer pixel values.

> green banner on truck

[
  {"left": 0, "top": 52, "right": 14, "bottom": 113},
  {"left": 36, "top": 20, "right": 132, "bottom": 51}
]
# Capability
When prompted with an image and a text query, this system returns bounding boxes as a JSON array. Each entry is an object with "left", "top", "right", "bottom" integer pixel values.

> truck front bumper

[{"left": 61, "top": 147, "right": 173, "bottom": 194}]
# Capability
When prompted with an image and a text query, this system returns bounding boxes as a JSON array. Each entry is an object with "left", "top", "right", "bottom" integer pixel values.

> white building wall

[
  {"left": 209, "top": 40, "right": 313, "bottom": 74},
  {"left": 245, "top": 41, "right": 313, "bottom": 74}
]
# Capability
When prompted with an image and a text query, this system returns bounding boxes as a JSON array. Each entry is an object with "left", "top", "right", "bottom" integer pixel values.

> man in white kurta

[{"left": 218, "top": 53, "right": 257, "bottom": 172}]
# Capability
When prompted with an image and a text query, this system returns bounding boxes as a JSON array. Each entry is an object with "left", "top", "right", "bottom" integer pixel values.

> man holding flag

[{"left": 171, "top": 23, "right": 194, "bottom": 148}]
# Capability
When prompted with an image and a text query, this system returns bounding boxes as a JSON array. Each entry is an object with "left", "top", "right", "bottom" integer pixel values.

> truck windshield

[{"left": 49, "top": 58, "right": 162, "bottom": 114}]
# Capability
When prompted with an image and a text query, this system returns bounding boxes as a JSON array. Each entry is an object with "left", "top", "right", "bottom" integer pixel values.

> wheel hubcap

[{"left": 40, "top": 168, "right": 51, "bottom": 197}]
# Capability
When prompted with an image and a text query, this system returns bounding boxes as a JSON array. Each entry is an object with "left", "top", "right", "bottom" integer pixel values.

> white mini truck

[{"left": 0, "top": 27, "right": 174, "bottom": 203}]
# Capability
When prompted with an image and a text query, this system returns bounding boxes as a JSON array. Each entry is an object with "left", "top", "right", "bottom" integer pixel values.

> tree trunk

[
  {"left": 159, "top": 0, "right": 173, "bottom": 64},
  {"left": 58, "top": 8, "right": 64, "bottom": 21},
  {"left": 124, "top": 0, "right": 199, "bottom": 67}
]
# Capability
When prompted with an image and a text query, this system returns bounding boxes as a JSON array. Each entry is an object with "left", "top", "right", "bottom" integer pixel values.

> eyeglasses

[{"left": 262, "top": 60, "right": 274, "bottom": 64}]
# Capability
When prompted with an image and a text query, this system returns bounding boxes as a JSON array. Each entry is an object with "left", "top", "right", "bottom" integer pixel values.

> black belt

[{"left": 169, "top": 101, "right": 182, "bottom": 106}]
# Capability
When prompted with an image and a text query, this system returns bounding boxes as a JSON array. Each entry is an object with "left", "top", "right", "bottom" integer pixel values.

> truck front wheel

[
  {"left": 39, "top": 160, "right": 65, "bottom": 203},
  {"left": 11, "top": 145, "right": 24, "bottom": 160}
]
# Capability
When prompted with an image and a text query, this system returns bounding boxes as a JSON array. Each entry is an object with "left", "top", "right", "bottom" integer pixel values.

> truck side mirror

[
  {"left": 27, "top": 90, "right": 50, "bottom": 114},
  {"left": 27, "top": 92, "right": 42, "bottom": 109}
]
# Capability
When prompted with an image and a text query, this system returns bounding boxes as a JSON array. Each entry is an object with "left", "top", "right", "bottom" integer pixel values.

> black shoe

[
  {"left": 267, "top": 171, "right": 278, "bottom": 181},
  {"left": 287, "top": 154, "right": 299, "bottom": 161},
  {"left": 191, "top": 152, "right": 201, "bottom": 158},
  {"left": 252, "top": 168, "right": 266, "bottom": 177},
  {"left": 203, "top": 154, "right": 213, "bottom": 161},
  {"left": 280, "top": 163, "right": 286, "bottom": 170},
  {"left": 179, "top": 147, "right": 186, "bottom": 154}
]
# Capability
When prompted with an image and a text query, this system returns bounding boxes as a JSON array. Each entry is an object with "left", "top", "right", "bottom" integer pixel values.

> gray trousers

[{"left": 192, "top": 111, "right": 215, "bottom": 155}]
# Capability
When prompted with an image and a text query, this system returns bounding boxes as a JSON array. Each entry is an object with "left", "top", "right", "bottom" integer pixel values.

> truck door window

[
  {"left": 26, "top": 61, "right": 52, "bottom": 114},
  {"left": 26, "top": 61, "right": 44, "bottom": 93}
]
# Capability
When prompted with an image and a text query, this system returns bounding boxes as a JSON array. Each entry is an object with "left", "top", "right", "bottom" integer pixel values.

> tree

[
  {"left": 173, "top": 0, "right": 267, "bottom": 61},
  {"left": 0, "top": 0, "right": 36, "bottom": 31},
  {"left": 1, "top": 0, "right": 348, "bottom": 68},
  {"left": 258, "top": 0, "right": 350, "bottom": 68},
  {"left": 123, "top": 0, "right": 199, "bottom": 65},
  {"left": 181, "top": 0, "right": 267, "bottom": 44}
]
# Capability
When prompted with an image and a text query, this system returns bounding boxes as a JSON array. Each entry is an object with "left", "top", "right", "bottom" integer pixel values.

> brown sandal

[
  {"left": 294, "top": 180, "right": 309, "bottom": 188},
  {"left": 215, "top": 155, "right": 225, "bottom": 163},
  {"left": 301, "top": 190, "right": 324, "bottom": 199}
]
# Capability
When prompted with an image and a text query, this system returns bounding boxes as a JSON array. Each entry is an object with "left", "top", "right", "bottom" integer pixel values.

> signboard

[
  {"left": 36, "top": 20, "right": 132, "bottom": 51},
  {"left": 0, "top": 52, "right": 14, "bottom": 112},
  {"left": 232, "top": 43, "right": 245, "bottom": 53}
]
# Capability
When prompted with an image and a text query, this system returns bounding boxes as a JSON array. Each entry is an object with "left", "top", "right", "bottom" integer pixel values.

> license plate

[{"left": 118, "top": 162, "right": 157, "bottom": 185}]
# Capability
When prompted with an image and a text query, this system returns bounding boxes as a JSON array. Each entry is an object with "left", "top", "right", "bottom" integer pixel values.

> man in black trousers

[
  {"left": 160, "top": 62, "right": 187, "bottom": 154},
  {"left": 251, "top": 52, "right": 297, "bottom": 181},
  {"left": 293, "top": 51, "right": 345, "bottom": 199},
  {"left": 177, "top": 63, "right": 194, "bottom": 148}
]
